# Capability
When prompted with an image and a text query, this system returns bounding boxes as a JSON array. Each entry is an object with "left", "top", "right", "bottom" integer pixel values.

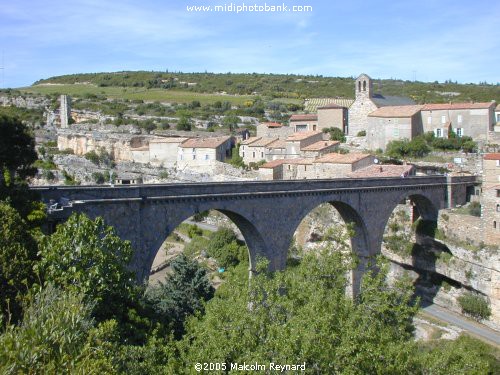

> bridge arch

[
  {"left": 286, "top": 197, "right": 371, "bottom": 295},
  {"left": 140, "top": 203, "right": 268, "bottom": 283}
]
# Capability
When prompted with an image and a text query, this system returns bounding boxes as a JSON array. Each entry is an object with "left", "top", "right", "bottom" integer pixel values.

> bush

[
  {"left": 386, "top": 137, "right": 431, "bottom": 159},
  {"left": 468, "top": 201, "right": 481, "bottom": 217},
  {"left": 458, "top": 293, "right": 491, "bottom": 320},
  {"left": 92, "top": 172, "right": 106, "bottom": 184},
  {"left": 207, "top": 228, "right": 247, "bottom": 268},
  {"left": 84, "top": 150, "right": 100, "bottom": 164},
  {"left": 357, "top": 130, "right": 366, "bottom": 136},
  {"left": 187, "top": 224, "right": 203, "bottom": 239},
  {"left": 323, "top": 127, "right": 346, "bottom": 142}
]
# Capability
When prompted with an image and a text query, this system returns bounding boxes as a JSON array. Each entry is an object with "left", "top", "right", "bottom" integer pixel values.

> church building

[{"left": 347, "top": 74, "right": 415, "bottom": 136}]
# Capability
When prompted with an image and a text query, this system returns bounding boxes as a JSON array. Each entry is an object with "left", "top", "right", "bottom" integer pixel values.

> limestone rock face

[
  {"left": 294, "top": 202, "right": 500, "bottom": 330},
  {"left": 0, "top": 95, "right": 50, "bottom": 109}
]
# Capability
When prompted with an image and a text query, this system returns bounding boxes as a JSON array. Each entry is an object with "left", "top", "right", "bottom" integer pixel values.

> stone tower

[
  {"left": 355, "top": 73, "right": 373, "bottom": 100},
  {"left": 60, "top": 95, "right": 71, "bottom": 128},
  {"left": 347, "top": 74, "right": 378, "bottom": 136}
]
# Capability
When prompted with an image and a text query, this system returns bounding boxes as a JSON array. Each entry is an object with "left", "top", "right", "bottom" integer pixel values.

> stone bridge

[{"left": 32, "top": 175, "right": 477, "bottom": 294}]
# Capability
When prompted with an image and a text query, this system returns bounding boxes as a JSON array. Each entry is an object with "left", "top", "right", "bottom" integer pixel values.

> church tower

[{"left": 355, "top": 73, "right": 373, "bottom": 100}]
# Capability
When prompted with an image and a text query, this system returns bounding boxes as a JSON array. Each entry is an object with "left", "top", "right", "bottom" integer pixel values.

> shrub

[
  {"left": 91, "top": 172, "right": 106, "bottom": 184},
  {"left": 187, "top": 224, "right": 203, "bottom": 239},
  {"left": 458, "top": 293, "right": 491, "bottom": 320},
  {"left": 323, "top": 127, "right": 346, "bottom": 142},
  {"left": 84, "top": 150, "right": 100, "bottom": 164},
  {"left": 357, "top": 130, "right": 366, "bottom": 136},
  {"left": 468, "top": 201, "right": 481, "bottom": 217}
]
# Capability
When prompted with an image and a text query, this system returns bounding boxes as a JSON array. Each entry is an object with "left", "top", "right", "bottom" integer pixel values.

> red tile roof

[
  {"left": 484, "top": 153, "right": 500, "bottom": 160},
  {"left": 180, "top": 136, "right": 232, "bottom": 149},
  {"left": 301, "top": 140, "right": 340, "bottom": 151},
  {"left": 260, "top": 122, "right": 283, "bottom": 128},
  {"left": 260, "top": 159, "right": 286, "bottom": 168},
  {"left": 314, "top": 153, "right": 373, "bottom": 164},
  {"left": 368, "top": 105, "right": 423, "bottom": 118},
  {"left": 267, "top": 139, "right": 286, "bottom": 149},
  {"left": 348, "top": 164, "right": 414, "bottom": 178},
  {"left": 289, "top": 114, "right": 318, "bottom": 121},
  {"left": 283, "top": 158, "right": 314, "bottom": 165},
  {"left": 240, "top": 136, "right": 261, "bottom": 145},
  {"left": 286, "top": 131, "right": 323, "bottom": 141},
  {"left": 247, "top": 137, "right": 278, "bottom": 147},
  {"left": 421, "top": 102, "right": 495, "bottom": 111}
]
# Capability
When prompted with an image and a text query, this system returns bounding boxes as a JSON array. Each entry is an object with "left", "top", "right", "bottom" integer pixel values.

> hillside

[{"left": 29, "top": 71, "right": 500, "bottom": 104}]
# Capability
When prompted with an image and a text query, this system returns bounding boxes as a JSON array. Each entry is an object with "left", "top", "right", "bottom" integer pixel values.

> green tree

[
  {"left": 206, "top": 228, "right": 247, "bottom": 268},
  {"left": 223, "top": 114, "right": 240, "bottom": 131},
  {"left": 170, "top": 248, "right": 420, "bottom": 374},
  {"left": 36, "top": 214, "right": 136, "bottom": 325},
  {"left": 145, "top": 254, "right": 214, "bottom": 337},
  {"left": 0, "top": 114, "right": 37, "bottom": 187},
  {"left": 0, "top": 285, "right": 116, "bottom": 374},
  {"left": 0, "top": 202, "right": 39, "bottom": 324},
  {"left": 323, "top": 127, "right": 346, "bottom": 142},
  {"left": 176, "top": 115, "right": 192, "bottom": 131}
]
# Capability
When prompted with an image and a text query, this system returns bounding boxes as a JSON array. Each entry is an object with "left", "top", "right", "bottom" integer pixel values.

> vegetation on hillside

[{"left": 30, "top": 71, "right": 500, "bottom": 103}]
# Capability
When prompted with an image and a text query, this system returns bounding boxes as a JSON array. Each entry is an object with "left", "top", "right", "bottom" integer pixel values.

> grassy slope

[{"left": 20, "top": 84, "right": 255, "bottom": 105}]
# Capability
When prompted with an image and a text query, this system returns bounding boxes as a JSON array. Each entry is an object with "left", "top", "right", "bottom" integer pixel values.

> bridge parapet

[{"left": 30, "top": 175, "right": 478, "bottom": 295}]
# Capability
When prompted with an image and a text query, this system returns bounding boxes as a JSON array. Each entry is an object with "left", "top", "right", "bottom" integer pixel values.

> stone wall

[
  {"left": 439, "top": 211, "right": 483, "bottom": 246},
  {"left": 0, "top": 94, "right": 50, "bottom": 109}
]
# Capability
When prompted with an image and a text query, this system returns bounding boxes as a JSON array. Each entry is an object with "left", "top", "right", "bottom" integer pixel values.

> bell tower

[{"left": 355, "top": 73, "right": 373, "bottom": 100}]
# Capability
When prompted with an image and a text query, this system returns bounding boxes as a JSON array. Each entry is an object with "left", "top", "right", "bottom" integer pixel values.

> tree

[
  {"left": 222, "top": 115, "right": 239, "bottom": 131},
  {"left": 176, "top": 115, "right": 192, "bottom": 131},
  {"left": 144, "top": 254, "right": 214, "bottom": 337},
  {"left": 206, "top": 228, "right": 247, "bottom": 268},
  {"left": 0, "top": 285, "right": 116, "bottom": 374},
  {"left": 323, "top": 127, "right": 346, "bottom": 142},
  {"left": 170, "top": 248, "right": 420, "bottom": 374},
  {"left": 0, "top": 114, "right": 37, "bottom": 187},
  {"left": 36, "top": 213, "right": 136, "bottom": 325},
  {"left": 0, "top": 202, "right": 39, "bottom": 324}
]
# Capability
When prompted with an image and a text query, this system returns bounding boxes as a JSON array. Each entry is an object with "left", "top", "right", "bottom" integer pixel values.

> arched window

[
  {"left": 358, "top": 81, "right": 361, "bottom": 92},
  {"left": 363, "top": 80, "right": 367, "bottom": 91}
]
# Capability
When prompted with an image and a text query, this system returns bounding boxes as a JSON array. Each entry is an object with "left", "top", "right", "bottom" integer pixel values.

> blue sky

[{"left": 1, "top": 0, "right": 499, "bottom": 88}]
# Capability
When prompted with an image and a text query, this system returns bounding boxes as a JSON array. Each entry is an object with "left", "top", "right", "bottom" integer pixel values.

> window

[
  {"left": 252, "top": 152, "right": 255, "bottom": 158},
  {"left": 457, "top": 114, "right": 463, "bottom": 123},
  {"left": 358, "top": 81, "right": 361, "bottom": 92},
  {"left": 497, "top": 190, "right": 500, "bottom": 197},
  {"left": 393, "top": 128, "right": 400, "bottom": 137},
  {"left": 192, "top": 155, "right": 196, "bottom": 160},
  {"left": 242, "top": 151, "right": 245, "bottom": 157},
  {"left": 494, "top": 221, "right": 497, "bottom": 229},
  {"left": 436, "top": 128, "right": 442, "bottom": 138},
  {"left": 427, "top": 116, "right": 432, "bottom": 125},
  {"left": 456, "top": 128, "right": 463, "bottom": 137},
  {"left": 497, "top": 113, "right": 500, "bottom": 122},
  {"left": 261, "top": 152, "right": 264, "bottom": 158},
  {"left": 313, "top": 125, "right": 317, "bottom": 131},
  {"left": 204, "top": 154, "right": 209, "bottom": 160},
  {"left": 496, "top": 204, "right": 500, "bottom": 212},
  {"left": 496, "top": 160, "right": 500, "bottom": 167},
  {"left": 192, "top": 148, "right": 195, "bottom": 152},
  {"left": 441, "top": 115, "right": 446, "bottom": 124},
  {"left": 363, "top": 80, "right": 366, "bottom": 91}
]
